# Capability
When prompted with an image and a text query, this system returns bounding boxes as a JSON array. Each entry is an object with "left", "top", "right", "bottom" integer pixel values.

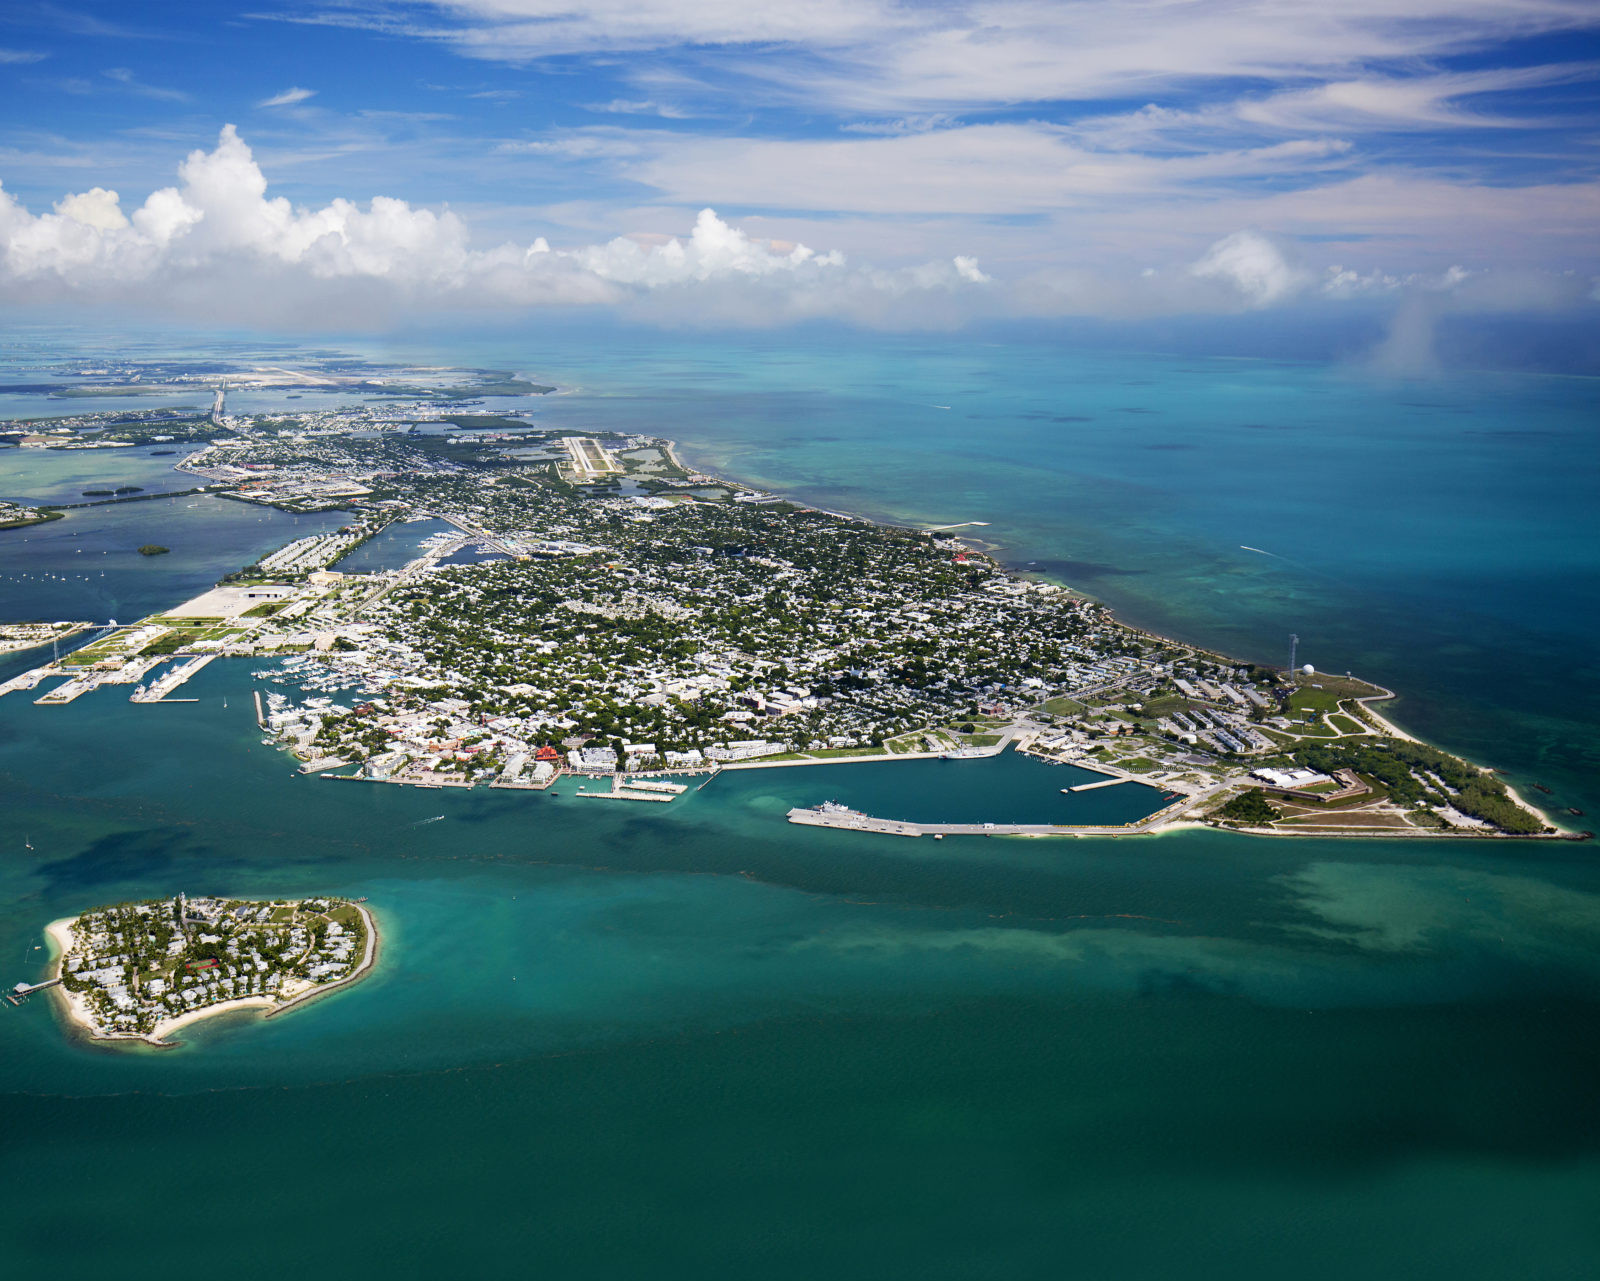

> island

[
  {"left": 0, "top": 621, "right": 91, "bottom": 656},
  {"left": 34, "top": 893, "right": 376, "bottom": 1046},
  {"left": 0, "top": 499, "right": 64, "bottom": 530},
  {"left": 0, "top": 383, "right": 1574, "bottom": 841},
  {"left": 137, "top": 544, "right": 171, "bottom": 556}
]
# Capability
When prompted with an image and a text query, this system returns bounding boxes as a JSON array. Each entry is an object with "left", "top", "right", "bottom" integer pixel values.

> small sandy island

[{"left": 43, "top": 895, "right": 379, "bottom": 1049}]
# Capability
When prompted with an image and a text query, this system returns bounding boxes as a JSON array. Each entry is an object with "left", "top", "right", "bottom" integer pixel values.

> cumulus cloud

[
  {"left": 1189, "top": 230, "right": 1307, "bottom": 306},
  {"left": 0, "top": 126, "right": 991, "bottom": 326},
  {"left": 2, "top": 127, "right": 1590, "bottom": 331}
]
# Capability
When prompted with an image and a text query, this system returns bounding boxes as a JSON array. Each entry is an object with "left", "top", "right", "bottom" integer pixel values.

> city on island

[
  {"left": 0, "top": 371, "right": 1568, "bottom": 841},
  {"left": 8, "top": 894, "right": 377, "bottom": 1046}
]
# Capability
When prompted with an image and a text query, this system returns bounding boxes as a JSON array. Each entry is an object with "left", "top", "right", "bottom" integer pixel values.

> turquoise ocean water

[{"left": 1, "top": 330, "right": 1597, "bottom": 1279}]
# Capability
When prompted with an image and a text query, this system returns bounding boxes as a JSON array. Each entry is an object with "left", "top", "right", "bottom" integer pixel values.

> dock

[
  {"left": 786, "top": 805, "right": 922, "bottom": 837},
  {"left": 0, "top": 667, "right": 53, "bottom": 699},
  {"left": 131, "top": 654, "right": 217, "bottom": 703},
  {"left": 6, "top": 977, "right": 60, "bottom": 1007},
  {"left": 572, "top": 774, "right": 685, "bottom": 802},
  {"left": 786, "top": 792, "right": 1202, "bottom": 838},
  {"left": 34, "top": 671, "right": 104, "bottom": 705},
  {"left": 620, "top": 779, "right": 688, "bottom": 795},
  {"left": 575, "top": 786, "right": 676, "bottom": 803},
  {"left": 1066, "top": 776, "right": 1130, "bottom": 793},
  {"left": 489, "top": 770, "right": 561, "bottom": 790}
]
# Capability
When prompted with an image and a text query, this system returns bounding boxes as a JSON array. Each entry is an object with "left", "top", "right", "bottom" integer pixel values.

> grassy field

[{"left": 1112, "top": 756, "right": 1159, "bottom": 773}]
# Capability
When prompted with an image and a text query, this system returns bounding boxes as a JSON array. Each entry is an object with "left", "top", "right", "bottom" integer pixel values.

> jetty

[{"left": 1066, "top": 776, "right": 1130, "bottom": 792}]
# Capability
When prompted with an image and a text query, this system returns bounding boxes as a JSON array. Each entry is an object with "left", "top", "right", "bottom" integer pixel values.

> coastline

[
  {"left": 670, "top": 436, "right": 1563, "bottom": 837},
  {"left": 267, "top": 901, "right": 381, "bottom": 1020},
  {"left": 45, "top": 902, "right": 381, "bottom": 1049}
]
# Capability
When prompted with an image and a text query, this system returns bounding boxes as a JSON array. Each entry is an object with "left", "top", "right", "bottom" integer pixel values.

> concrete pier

[
  {"left": 1067, "top": 776, "right": 1131, "bottom": 792},
  {"left": 34, "top": 672, "right": 104, "bottom": 705},
  {"left": 0, "top": 667, "right": 52, "bottom": 699},
  {"left": 131, "top": 654, "right": 217, "bottom": 703},
  {"left": 786, "top": 793, "right": 1204, "bottom": 838}
]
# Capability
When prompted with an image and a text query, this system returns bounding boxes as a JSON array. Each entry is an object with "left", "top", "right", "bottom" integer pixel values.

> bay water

[{"left": 1, "top": 329, "right": 1597, "bottom": 1280}]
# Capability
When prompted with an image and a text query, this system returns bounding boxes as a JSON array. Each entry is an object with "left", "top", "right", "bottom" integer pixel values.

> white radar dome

[{"left": 1301, "top": 663, "right": 1315, "bottom": 675}]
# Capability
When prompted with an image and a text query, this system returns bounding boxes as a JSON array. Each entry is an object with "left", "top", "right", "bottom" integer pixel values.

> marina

[{"left": 574, "top": 775, "right": 686, "bottom": 803}]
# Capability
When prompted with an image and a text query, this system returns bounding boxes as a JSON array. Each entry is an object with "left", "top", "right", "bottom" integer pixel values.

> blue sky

[{"left": 1, "top": 1, "right": 1597, "bottom": 329}]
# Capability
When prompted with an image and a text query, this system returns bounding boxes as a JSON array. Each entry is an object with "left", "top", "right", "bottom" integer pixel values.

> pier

[
  {"left": 1066, "top": 776, "right": 1130, "bottom": 792},
  {"left": 34, "top": 671, "right": 104, "bottom": 705},
  {"left": 489, "top": 765, "right": 561, "bottom": 790},
  {"left": 620, "top": 779, "right": 688, "bottom": 795},
  {"left": 786, "top": 791, "right": 1206, "bottom": 838},
  {"left": 6, "top": 977, "right": 60, "bottom": 1007},
  {"left": 574, "top": 775, "right": 684, "bottom": 802},
  {"left": 131, "top": 654, "right": 217, "bottom": 703},
  {"left": 0, "top": 667, "right": 52, "bottom": 699}
]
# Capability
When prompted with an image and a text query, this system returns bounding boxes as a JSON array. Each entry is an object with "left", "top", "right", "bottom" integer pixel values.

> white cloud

[
  {"left": 0, "top": 48, "right": 48, "bottom": 65},
  {"left": 584, "top": 99, "right": 693, "bottom": 119},
  {"left": 0, "top": 126, "right": 991, "bottom": 325},
  {"left": 624, "top": 125, "right": 1356, "bottom": 216},
  {"left": 840, "top": 114, "right": 961, "bottom": 136},
  {"left": 1190, "top": 231, "right": 1306, "bottom": 306},
  {"left": 260, "top": 86, "right": 318, "bottom": 108},
  {"left": 103, "top": 67, "right": 190, "bottom": 103},
  {"left": 496, "top": 134, "right": 645, "bottom": 159},
  {"left": 334, "top": 1, "right": 1600, "bottom": 112},
  {"left": 0, "top": 126, "right": 1590, "bottom": 329}
]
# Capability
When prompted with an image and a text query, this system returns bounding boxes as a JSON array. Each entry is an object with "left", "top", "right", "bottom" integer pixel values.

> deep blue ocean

[{"left": 1, "top": 328, "right": 1597, "bottom": 1280}]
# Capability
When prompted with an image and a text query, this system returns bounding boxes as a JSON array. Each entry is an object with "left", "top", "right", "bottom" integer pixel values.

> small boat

[{"left": 1533, "top": 783, "right": 1552, "bottom": 794}]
